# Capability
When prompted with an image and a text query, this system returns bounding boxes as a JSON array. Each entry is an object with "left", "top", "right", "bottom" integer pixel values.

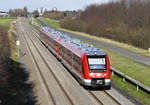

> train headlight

[
  {"left": 105, "top": 79, "right": 111, "bottom": 82},
  {"left": 97, "top": 74, "right": 101, "bottom": 76},
  {"left": 90, "top": 73, "right": 94, "bottom": 76}
]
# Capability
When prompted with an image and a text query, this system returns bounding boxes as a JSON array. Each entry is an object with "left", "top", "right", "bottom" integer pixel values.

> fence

[{"left": 111, "top": 67, "right": 150, "bottom": 94}]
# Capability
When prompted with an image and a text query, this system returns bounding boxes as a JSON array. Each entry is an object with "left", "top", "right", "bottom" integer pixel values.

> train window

[
  {"left": 62, "top": 48, "right": 81, "bottom": 72},
  {"left": 88, "top": 57, "right": 107, "bottom": 72},
  {"left": 73, "top": 55, "right": 81, "bottom": 72},
  {"left": 65, "top": 49, "right": 72, "bottom": 64},
  {"left": 60, "top": 45, "right": 65, "bottom": 56},
  {"left": 53, "top": 41, "right": 57, "bottom": 50},
  {"left": 48, "top": 38, "right": 53, "bottom": 46},
  {"left": 88, "top": 58, "right": 105, "bottom": 65}
]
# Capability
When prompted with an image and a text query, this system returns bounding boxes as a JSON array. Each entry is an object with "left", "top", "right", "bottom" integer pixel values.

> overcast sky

[{"left": 0, "top": 0, "right": 110, "bottom": 12}]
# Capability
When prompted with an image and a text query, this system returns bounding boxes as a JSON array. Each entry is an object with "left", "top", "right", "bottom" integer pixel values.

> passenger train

[{"left": 40, "top": 27, "right": 111, "bottom": 89}]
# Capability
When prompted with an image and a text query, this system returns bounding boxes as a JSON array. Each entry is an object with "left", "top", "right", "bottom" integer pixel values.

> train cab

[{"left": 82, "top": 52, "right": 111, "bottom": 89}]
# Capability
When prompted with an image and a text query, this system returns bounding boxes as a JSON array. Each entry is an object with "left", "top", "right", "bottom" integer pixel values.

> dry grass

[
  {"left": 8, "top": 21, "right": 18, "bottom": 62},
  {"left": 0, "top": 19, "right": 36, "bottom": 105},
  {"left": 59, "top": 28, "right": 150, "bottom": 58}
]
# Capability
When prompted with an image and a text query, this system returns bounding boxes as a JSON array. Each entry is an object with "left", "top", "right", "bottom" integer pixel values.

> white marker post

[
  {"left": 148, "top": 48, "right": 150, "bottom": 52},
  {"left": 16, "top": 40, "right": 20, "bottom": 57},
  {"left": 16, "top": 40, "right": 20, "bottom": 46}
]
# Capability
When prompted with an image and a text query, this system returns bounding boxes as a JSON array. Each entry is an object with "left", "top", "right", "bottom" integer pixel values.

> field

[
  {"left": 35, "top": 17, "right": 150, "bottom": 104},
  {"left": 39, "top": 17, "right": 60, "bottom": 29}
]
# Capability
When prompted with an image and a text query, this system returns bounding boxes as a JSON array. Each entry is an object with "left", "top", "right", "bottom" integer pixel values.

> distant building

[
  {"left": 52, "top": 7, "right": 57, "bottom": 12},
  {"left": 66, "top": 11, "right": 81, "bottom": 17},
  {"left": 0, "top": 11, "right": 9, "bottom": 18},
  {"left": 38, "top": 8, "right": 46, "bottom": 16}
]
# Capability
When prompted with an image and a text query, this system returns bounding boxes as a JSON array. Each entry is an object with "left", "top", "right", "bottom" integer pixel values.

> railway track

[
  {"left": 25, "top": 27, "right": 74, "bottom": 105},
  {"left": 88, "top": 91, "right": 121, "bottom": 105},
  {"left": 16, "top": 18, "right": 136, "bottom": 105},
  {"left": 18, "top": 21, "right": 74, "bottom": 105}
]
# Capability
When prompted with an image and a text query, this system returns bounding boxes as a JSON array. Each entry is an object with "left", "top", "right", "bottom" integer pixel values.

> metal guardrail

[
  {"left": 34, "top": 18, "right": 150, "bottom": 94},
  {"left": 111, "top": 67, "right": 150, "bottom": 94}
]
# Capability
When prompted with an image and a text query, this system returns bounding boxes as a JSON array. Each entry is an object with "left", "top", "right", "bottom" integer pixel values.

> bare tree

[{"left": 61, "top": 0, "right": 150, "bottom": 49}]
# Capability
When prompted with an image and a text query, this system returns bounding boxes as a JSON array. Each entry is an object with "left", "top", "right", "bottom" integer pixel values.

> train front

[{"left": 82, "top": 49, "right": 111, "bottom": 89}]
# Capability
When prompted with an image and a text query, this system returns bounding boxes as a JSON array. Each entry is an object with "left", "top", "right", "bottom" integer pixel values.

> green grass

[
  {"left": 0, "top": 18, "right": 18, "bottom": 61},
  {"left": 0, "top": 18, "right": 16, "bottom": 30},
  {"left": 31, "top": 18, "right": 42, "bottom": 29},
  {"left": 112, "top": 75, "right": 150, "bottom": 105},
  {"left": 104, "top": 48, "right": 150, "bottom": 87},
  {"left": 39, "top": 17, "right": 60, "bottom": 29}
]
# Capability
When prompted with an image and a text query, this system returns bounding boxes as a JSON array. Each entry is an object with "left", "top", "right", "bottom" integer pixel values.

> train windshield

[{"left": 88, "top": 57, "right": 106, "bottom": 72}]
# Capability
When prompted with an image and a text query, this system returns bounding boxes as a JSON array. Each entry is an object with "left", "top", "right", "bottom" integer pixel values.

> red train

[{"left": 40, "top": 27, "right": 111, "bottom": 89}]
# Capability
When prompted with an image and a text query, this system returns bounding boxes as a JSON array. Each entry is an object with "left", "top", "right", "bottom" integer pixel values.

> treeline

[
  {"left": 9, "top": 7, "right": 28, "bottom": 17},
  {"left": 41, "top": 10, "right": 80, "bottom": 20},
  {"left": 61, "top": 0, "right": 150, "bottom": 49}
]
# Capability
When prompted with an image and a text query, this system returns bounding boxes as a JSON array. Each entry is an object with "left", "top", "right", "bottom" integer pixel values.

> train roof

[{"left": 41, "top": 27, "right": 106, "bottom": 56}]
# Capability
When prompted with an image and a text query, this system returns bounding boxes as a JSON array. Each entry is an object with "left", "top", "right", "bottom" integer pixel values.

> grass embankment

[
  {"left": 9, "top": 22, "right": 18, "bottom": 61},
  {"left": 39, "top": 17, "right": 60, "bottom": 29},
  {"left": 34, "top": 17, "right": 150, "bottom": 104},
  {"left": 0, "top": 18, "right": 16, "bottom": 31},
  {"left": 0, "top": 18, "right": 36, "bottom": 105},
  {"left": 112, "top": 75, "right": 150, "bottom": 105},
  {"left": 0, "top": 18, "right": 19, "bottom": 67}
]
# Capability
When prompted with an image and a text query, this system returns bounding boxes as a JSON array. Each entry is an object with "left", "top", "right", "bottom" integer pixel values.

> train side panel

[{"left": 40, "top": 30, "right": 86, "bottom": 83}]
